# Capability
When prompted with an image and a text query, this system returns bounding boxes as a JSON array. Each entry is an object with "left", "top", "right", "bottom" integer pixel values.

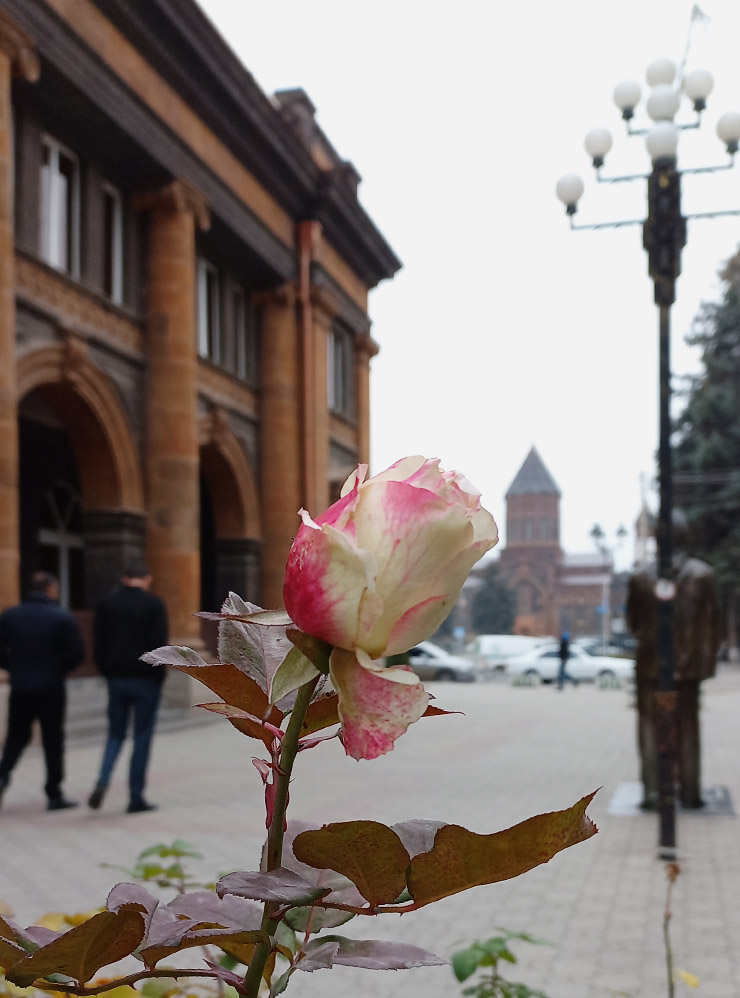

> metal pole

[{"left": 655, "top": 301, "right": 677, "bottom": 857}]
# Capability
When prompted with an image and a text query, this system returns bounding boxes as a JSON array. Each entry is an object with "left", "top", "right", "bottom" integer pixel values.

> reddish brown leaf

[
  {"left": 197, "top": 702, "right": 282, "bottom": 747},
  {"left": 301, "top": 692, "right": 339, "bottom": 736},
  {"left": 7, "top": 909, "right": 146, "bottom": 987},
  {"left": 293, "top": 821, "right": 410, "bottom": 906},
  {"left": 0, "top": 935, "right": 26, "bottom": 974},
  {"left": 139, "top": 892, "right": 266, "bottom": 968},
  {"left": 298, "top": 935, "right": 446, "bottom": 971},
  {"left": 217, "top": 868, "right": 330, "bottom": 905},
  {"left": 407, "top": 791, "right": 599, "bottom": 907},
  {"left": 175, "top": 664, "right": 282, "bottom": 719},
  {"left": 422, "top": 704, "right": 462, "bottom": 718}
]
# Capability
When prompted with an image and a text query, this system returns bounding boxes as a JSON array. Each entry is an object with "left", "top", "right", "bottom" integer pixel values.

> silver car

[{"left": 407, "top": 641, "right": 478, "bottom": 682}]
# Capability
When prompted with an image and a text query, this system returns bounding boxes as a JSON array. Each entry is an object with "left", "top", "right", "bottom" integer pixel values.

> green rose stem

[{"left": 243, "top": 673, "right": 322, "bottom": 998}]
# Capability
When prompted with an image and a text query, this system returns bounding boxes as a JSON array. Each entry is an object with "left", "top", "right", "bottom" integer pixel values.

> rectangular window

[
  {"left": 328, "top": 324, "right": 354, "bottom": 418},
  {"left": 233, "top": 286, "right": 246, "bottom": 377},
  {"left": 102, "top": 183, "right": 123, "bottom": 304},
  {"left": 40, "top": 136, "right": 80, "bottom": 276},
  {"left": 233, "top": 288, "right": 259, "bottom": 384},
  {"left": 197, "top": 258, "right": 220, "bottom": 361}
]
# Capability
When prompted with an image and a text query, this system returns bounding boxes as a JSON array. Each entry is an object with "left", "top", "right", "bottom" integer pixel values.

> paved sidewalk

[{"left": 1, "top": 666, "right": 740, "bottom": 998}]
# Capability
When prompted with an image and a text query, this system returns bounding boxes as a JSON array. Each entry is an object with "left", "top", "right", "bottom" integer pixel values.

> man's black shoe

[
  {"left": 127, "top": 799, "right": 157, "bottom": 813},
  {"left": 47, "top": 797, "right": 78, "bottom": 811},
  {"left": 0, "top": 774, "right": 8, "bottom": 808},
  {"left": 88, "top": 785, "right": 106, "bottom": 810}
]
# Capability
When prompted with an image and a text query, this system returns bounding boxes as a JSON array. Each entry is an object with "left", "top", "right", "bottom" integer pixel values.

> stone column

[
  {"left": 309, "top": 287, "right": 340, "bottom": 517},
  {"left": 258, "top": 285, "right": 301, "bottom": 609},
  {"left": 0, "top": 14, "right": 38, "bottom": 610},
  {"left": 82, "top": 510, "right": 147, "bottom": 604},
  {"left": 135, "top": 180, "right": 209, "bottom": 643},
  {"left": 355, "top": 331, "right": 380, "bottom": 467}
]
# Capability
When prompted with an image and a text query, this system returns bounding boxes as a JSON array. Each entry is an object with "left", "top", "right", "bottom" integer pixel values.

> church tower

[{"left": 499, "top": 446, "right": 562, "bottom": 636}]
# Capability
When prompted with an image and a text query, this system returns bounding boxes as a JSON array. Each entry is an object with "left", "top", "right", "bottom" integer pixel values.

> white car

[
  {"left": 506, "top": 643, "right": 635, "bottom": 686},
  {"left": 407, "top": 641, "right": 478, "bottom": 682},
  {"left": 465, "top": 634, "right": 552, "bottom": 676}
]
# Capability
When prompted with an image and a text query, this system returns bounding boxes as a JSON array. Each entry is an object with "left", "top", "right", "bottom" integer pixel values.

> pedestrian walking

[
  {"left": 0, "top": 571, "right": 85, "bottom": 810},
  {"left": 88, "top": 563, "right": 168, "bottom": 814},
  {"left": 557, "top": 630, "right": 573, "bottom": 690}
]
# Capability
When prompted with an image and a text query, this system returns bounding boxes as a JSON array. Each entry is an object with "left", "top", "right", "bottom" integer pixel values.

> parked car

[
  {"left": 407, "top": 641, "right": 478, "bottom": 682},
  {"left": 506, "top": 643, "right": 635, "bottom": 686},
  {"left": 466, "top": 634, "right": 553, "bottom": 676}
]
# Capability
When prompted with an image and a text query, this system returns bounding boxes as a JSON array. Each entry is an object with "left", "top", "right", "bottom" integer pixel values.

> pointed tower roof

[{"left": 506, "top": 446, "right": 561, "bottom": 497}]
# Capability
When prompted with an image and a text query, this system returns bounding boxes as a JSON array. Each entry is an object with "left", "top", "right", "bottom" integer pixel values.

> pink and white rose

[{"left": 283, "top": 457, "right": 498, "bottom": 760}]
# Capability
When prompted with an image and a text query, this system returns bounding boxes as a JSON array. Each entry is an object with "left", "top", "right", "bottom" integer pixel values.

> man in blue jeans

[{"left": 88, "top": 563, "right": 168, "bottom": 813}]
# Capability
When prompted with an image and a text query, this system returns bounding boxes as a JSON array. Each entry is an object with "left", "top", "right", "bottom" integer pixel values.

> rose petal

[
  {"left": 330, "top": 649, "right": 429, "bottom": 760},
  {"left": 284, "top": 515, "right": 382, "bottom": 651}
]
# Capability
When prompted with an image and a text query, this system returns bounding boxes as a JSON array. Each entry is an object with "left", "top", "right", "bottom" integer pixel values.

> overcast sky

[{"left": 200, "top": 0, "right": 740, "bottom": 570}]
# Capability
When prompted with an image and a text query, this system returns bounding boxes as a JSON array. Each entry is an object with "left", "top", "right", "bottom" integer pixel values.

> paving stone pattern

[{"left": 1, "top": 667, "right": 740, "bottom": 998}]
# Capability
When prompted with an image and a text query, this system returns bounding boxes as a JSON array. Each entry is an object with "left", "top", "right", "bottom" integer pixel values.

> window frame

[
  {"left": 40, "top": 134, "right": 80, "bottom": 277},
  {"left": 101, "top": 181, "right": 124, "bottom": 304},
  {"left": 197, "top": 257, "right": 221, "bottom": 362},
  {"left": 327, "top": 322, "right": 355, "bottom": 420}
]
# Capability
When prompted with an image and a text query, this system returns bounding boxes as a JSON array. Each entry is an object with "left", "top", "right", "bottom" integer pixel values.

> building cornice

[
  {"left": 3, "top": 0, "right": 296, "bottom": 280},
  {"left": 90, "top": 0, "right": 401, "bottom": 287},
  {"left": 0, "top": 7, "right": 39, "bottom": 80}
]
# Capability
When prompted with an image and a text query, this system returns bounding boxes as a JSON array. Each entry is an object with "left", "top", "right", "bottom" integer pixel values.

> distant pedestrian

[
  {"left": 88, "top": 563, "right": 168, "bottom": 814},
  {"left": 557, "top": 630, "right": 573, "bottom": 690},
  {"left": 0, "top": 571, "right": 85, "bottom": 810}
]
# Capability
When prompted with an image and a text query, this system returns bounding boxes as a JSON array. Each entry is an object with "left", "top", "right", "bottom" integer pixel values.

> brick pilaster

[
  {"left": 136, "top": 179, "right": 209, "bottom": 642},
  {"left": 0, "top": 13, "right": 39, "bottom": 610},
  {"left": 258, "top": 284, "right": 302, "bottom": 609},
  {"left": 355, "top": 331, "right": 379, "bottom": 468}
]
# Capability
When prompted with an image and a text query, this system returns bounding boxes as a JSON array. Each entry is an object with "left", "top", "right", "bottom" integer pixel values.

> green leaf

[
  {"left": 269, "top": 967, "right": 292, "bottom": 997},
  {"left": 293, "top": 821, "right": 410, "bottom": 906},
  {"left": 7, "top": 909, "right": 146, "bottom": 987},
  {"left": 408, "top": 792, "right": 598, "bottom": 906},
  {"left": 480, "top": 937, "right": 514, "bottom": 958},
  {"left": 286, "top": 629, "right": 332, "bottom": 673},
  {"left": 140, "top": 977, "right": 181, "bottom": 998},
  {"left": 269, "top": 646, "right": 320, "bottom": 705},
  {"left": 283, "top": 904, "right": 355, "bottom": 932},
  {"left": 138, "top": 841, "right": 201, "bottom": 860},
  {"left": 452, "top": 946, "right": 485, "bottom": 982}
]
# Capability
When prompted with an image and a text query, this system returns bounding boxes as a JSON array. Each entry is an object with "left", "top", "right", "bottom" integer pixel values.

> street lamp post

[{"left": 556, "top": 58, "right": 740, "bottom": 857}]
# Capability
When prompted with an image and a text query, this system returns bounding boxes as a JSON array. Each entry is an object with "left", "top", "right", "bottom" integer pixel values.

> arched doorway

[
  {"left": 19, "top": 396, "right": 85, "bottom": 609},
  {"left": 17, "top": 348, "right": 146, "bottom": 670},
  {"left": 198, "top": 412, "right": 262, "bottom": 650}
]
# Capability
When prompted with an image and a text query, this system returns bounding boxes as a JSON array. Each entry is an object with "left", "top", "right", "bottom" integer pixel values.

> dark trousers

[
  {"left": 0, "top": 687, "right": 66, "bottom": 798},
  {"left": 96, "top": 677, "right": 161, "bottom": 802},
  {"left": 637, "top": 678, "right": 704, "bottom": 809}
]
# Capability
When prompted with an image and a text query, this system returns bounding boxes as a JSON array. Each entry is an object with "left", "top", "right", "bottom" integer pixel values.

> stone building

[
  {"left": 499, "top": 447, "right": 613, "bottom": 638},
  {"left": 0, "top": 0, "right": 399, "bottom": 671}
]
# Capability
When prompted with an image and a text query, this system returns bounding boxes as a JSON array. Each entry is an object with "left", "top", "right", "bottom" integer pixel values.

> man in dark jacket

[
  {"left": 88, "top": 562, "right": 168, "bottom": 813},
  {"left": 0, "top": 571, "right": 85, "bottom": 810}
]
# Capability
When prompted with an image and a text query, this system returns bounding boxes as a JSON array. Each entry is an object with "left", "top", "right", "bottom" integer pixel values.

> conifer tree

[
  {"left": 471, "top": 560, "right": 517, "bottom": 635},
  {"left": 674, "top": 249, "right": 740, "bottom": 650}
]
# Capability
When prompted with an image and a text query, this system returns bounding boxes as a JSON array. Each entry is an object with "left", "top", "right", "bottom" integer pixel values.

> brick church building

[
  {"left": 0, "top": 0, "right": 399, "bottom": 685},
  {"left": 499, "top": 447, "right": 613, "bottom": 638}
]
